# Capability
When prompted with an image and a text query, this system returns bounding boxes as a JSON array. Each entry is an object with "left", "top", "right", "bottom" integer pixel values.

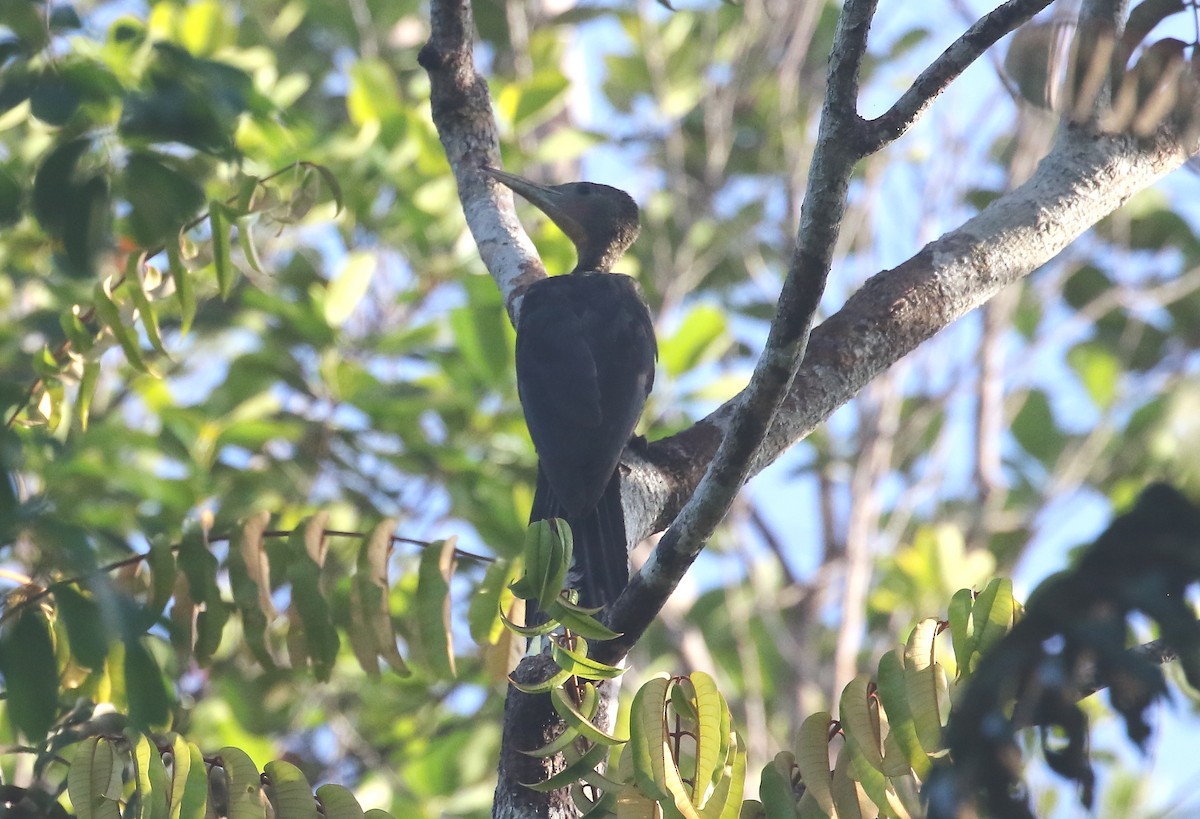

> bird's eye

[{"left": 575, "top": 184, "right": 591, "bottom": 196}]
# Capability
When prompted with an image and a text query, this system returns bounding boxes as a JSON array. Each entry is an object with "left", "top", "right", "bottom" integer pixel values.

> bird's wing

[{"left": 515, "top": 289, "right": 604, "bottom": 429}]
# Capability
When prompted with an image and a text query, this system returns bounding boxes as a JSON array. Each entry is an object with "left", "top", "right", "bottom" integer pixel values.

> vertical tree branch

[{"left": 600, "top": 0, "right": 882, "bottom": 662}]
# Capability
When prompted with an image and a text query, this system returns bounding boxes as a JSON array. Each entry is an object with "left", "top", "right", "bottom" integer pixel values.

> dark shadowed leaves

[
  {"left": 122, "top": 152, "right": 205, "bottom": 246},
  {"left": 0, "top": 607, "right": 59, "bottom": 742},
  {"left": 928, "top": 484, "right": 1200, "bottom": 819}
]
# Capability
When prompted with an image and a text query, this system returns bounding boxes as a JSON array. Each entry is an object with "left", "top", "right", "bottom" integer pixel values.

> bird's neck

[
  {"left": 571, "top": 227, "right": 636, "bottom": 273},
  {"left": 572, "top": 245, "right": 621, "bottom": 274}
]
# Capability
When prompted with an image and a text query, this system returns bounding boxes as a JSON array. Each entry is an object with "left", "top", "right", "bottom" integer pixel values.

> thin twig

[
  {"left": 861, "top": 0, "right": 1056, "bottom": 152},
  {"left": 0, "top": 523, "right": 490, "bottom": 627}
]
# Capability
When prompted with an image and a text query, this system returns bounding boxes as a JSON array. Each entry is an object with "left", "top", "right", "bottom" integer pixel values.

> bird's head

[{"left": 482, "top": 167, "right": 640, "bottom": 274}]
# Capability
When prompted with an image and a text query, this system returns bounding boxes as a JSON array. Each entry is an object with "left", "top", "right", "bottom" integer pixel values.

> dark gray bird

[{"left": 483, "top": 167, "right": 657, "bottom": 609}]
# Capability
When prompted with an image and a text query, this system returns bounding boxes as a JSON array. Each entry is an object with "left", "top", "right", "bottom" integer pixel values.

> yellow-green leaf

[
  {"left": 168, "top": 736, "right": 208, "bottom": 819},
  {"left": 794, "top": 712, "right": 835, "bottom": 817},
  {"left": 838, "top": 675, "right": 884, "bottom": 771},
  {"left": 315, "top": 784, "right": 365, "bottom": 819},
  {"left": 904, "top": 621, "right": 945, "bottom": 752},
  {"left": 77, "top": 359, "right": 101, "bottom": 431},
  {"left": 210, "top": 200, "right": 235, "bottom": 299},
  {"left": 219, "top": 746, "right": 266, "bottom": 819},
  {"left": 324, "top": 252, "right": 375, "bottom": 328},
  {"left": 875, "top": 650, "right": 931, "bottom": 777},
  {"left": 264, "top": 760, "right": 317, "bottom": 819},
  {"left": 550, "top": 637, "right": 626, "bottom": 680},
  {"left": 166, "top": 239, "right": 194, "bottom": 336},
  {"left": 69, "top": 737, "right": 121, "bottom": 819},
  {"left": 125, "top": 255, "right": 167, "bottom": 356},
  {"left": 691, "top": 671, "right": 726, "bottom": 809},
  {"left": 551, "top": 682, "right": 626, "bottom": 746},
  {"left": 93, "top": 279, "right": 150, "bottom": 374}
]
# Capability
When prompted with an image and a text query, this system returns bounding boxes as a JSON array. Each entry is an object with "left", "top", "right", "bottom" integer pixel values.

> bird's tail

[{"left": 529, "top": 466, "right": 629, "bottom": 613}]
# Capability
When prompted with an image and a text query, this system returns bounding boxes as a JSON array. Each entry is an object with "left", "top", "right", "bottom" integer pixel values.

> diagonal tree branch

[
  {"left": 861, "top": 0, "right": 1056, "bottom": 152},
  {"left": 599, "top": 0, "right": 883, "bottom": 658}
]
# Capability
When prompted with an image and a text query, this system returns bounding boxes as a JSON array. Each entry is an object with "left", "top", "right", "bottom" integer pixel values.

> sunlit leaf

[
  {"left": 324, "top": 252, "right": 375, "bottom": 328},
  {"left": 263, "top": 760, "right": 316, "bottom": 819}
]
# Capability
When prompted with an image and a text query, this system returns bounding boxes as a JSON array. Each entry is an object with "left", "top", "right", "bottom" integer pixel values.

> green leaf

[
  {"left": 448, "top": 296, "right": 513, "bottom": 385},
  {"left": 166, "top": 240, "right": 195, "bottom": 336},
  {"left": 545, "top": 600, "right": 622, "bottom": 640},
  {"left": 794, "top": 713, "right": 835, "bottom": 817},
  {"left": 298, "top": 161, "right": 344, "bottom": 216},
  {"left": 971, "top": 578, "right": 1017, "bottom": 657},
  {"left": 126, "top": 729, "right": 170, "bottom": 819},
  {"left": 324, "top": 252, "right": 375, "bottom": 328},
  {"left": 285, "top": 521, "right": 340, "bottom": 680},
  {"left": 518, "top": 519, "right": 572, "bottom": 610},
  {"left": 346, "top": 59, "right": 401, "bottom": 126},
  {"left": 875, "top": 651, "right": 931, "bottom": 776},
  {"left": 123, "top": 153, "right": 205, "bottom": 246},
  {"left": 521, "top": 742, "right": 610, "bottom": 792},
  {"left": 227, "top": 511, "right": 276, "bottom": 670},
  {"left": 263, "top": 760, "right": 317, "bottom": 819},
  {"left": 237, "top": 216, "right": 264, "bottom": 273},
  {"left": 32, "top": 139, "right": 89, "bottom": 237},
  {"left": 498, "top": 71, "right": 569, "bottom": 129},
  {"left": 701, "top": 730, "right": 746, "bottom": 819},
  {"left": 77, "top": 359, "right": 101, "bottom": 431},
  {"left": 691, "top": 671, "right": 728, "bottom": 808},
  {"left": 550, "top": 682, "right": 626, "bottom": 745},
  {"left": 758, "top": 752, "right": 798, "bottom": 819},
  {"left": 947, "top": 588, "right": 975, "bottom": 678},
  {"left": 219, "top": 747, "right": 266, "bottom": 819},
  {"left": 125, "top": 638, "right": 171, "bottom": 730},
  {"left": 0, "top": 607, "right": 59, "bottom": 742},
  {"left": 125, "top": 256, "right": 168, "bottom": 357},
  {"left": 469, "top": 559, "right": 513, "bottom": 645},
  {"left": 630, "top": 675, "right": 672, "bottom": 802},
  {"left": 169, "top": 735, "right": 209, "bottom": 819},
  {"left": 350, "top": 519, "right": 410, "bottom": 677},
  {"left": 180, "top": 0, "right": 232, "bottom": 56},
  {"left": 413, "top": 537, "right": 458, "bottom": 678},
  {"left": 838, "top": 675, "right": 884, "bottom": 771},
  {"left": 550, "top": 637, "right": 626, "bottom": 680},
  {"left": 830, "top": 744, "right": 873, "bottom": 819},
  {"left": 1011, "top": 389, "right": 1065, "bottom": 463},
  {"left": 52, "top": 582, "right": 110, "bottom": 668},
  {"left": 69, "top": 737, "right": 122, "bottom": 819},
  {"left": 315, "top": 784, "right": 366, "bottom": 819},
  {"left": 93, "top": 279, "right": 151, "bottom": 375},
  {"left": 508, "top": 664, "right": 574, "bottom": 694},
  {"left": 904, "top": 620, "right": 947, "bottom": 754},
  {"left": 1067, "top": 342, "right": 1120, "bottom": 409},
  {"left": 145, "top": 541, "right": 177, "bottom": 626},
  {"left": 210, "top": 200, "right": 235, "bottom": 298},
  {"left": 660, "top": 304, "right": 730, "bottom": 377},
  {"left": 176, "top": 531, "right": 229, "bottom": 665}
]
